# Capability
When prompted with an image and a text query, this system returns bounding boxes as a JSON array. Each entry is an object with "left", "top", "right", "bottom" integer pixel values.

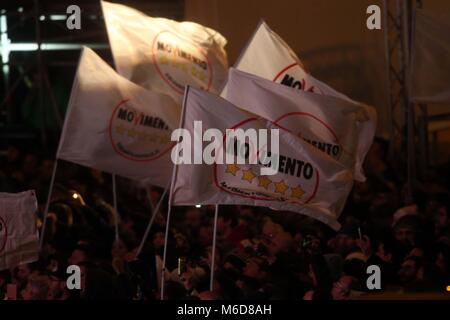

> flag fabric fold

[
  {"left": 411, "top": 9, "right": 450, "bottom": 103},
  {"left": 0, "top": 190, "right": 39, "bottom": 271},
  {"left": 57, "top": 47, "right": 179, "bottom": 187},
  {"left": 225, "top": 68, "right": 376, "bottom": 181},
  {"left": 172, "top": 87, "right": 355, "bottom": 230},
  {"left": 222, "top": 21, "right": 347, "bottom": 99},
  {"left": 101, "top": 0, "right": 228, "bottom": 103}
]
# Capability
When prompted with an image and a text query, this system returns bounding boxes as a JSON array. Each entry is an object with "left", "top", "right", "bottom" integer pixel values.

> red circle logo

[
  {"left": 273, "top": 62, "right": 323, "bottom": 94},
  {"left": 213, "top": 115, "right": 320, "bottom": 205},
  {"left": 108, "top": 99, "right": 175, "bottom": 162},
  {"left": 151, "top": 30, "right": 213, "bottom": 95},
  {"left": 273, "top": 112, "right": 343, "bottom": 161}
]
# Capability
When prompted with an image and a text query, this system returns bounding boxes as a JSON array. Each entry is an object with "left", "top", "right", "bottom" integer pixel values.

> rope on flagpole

[
  {"left": 210, "top": 204, "right": 219, "bottom": 291},
  {"left": 135, "top": 185, "right": 169, "bottom": 259},
  {"left": 39, "top": 159, "right": 58, "bottom": 250},
  {"left": 112, "top": 174, "right": 120, "bottom": 241}
]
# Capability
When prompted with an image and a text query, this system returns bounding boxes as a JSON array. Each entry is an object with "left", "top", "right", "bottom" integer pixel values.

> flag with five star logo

[
  {"left": 225, "top": 68, "right": 376, "bottom": 182},
  {"left": 221, "top": 20, "right": 347, "bottom": 98},
  {"left": 57, "top": 47, "right": 180, "bottom": 187},
  {"left": 171, "top": 87, "right": 355, "bottom": 230},
  {"left": 0, "top": 190, "right": 39, "bottom": 271},
  {"left": 101, "top": 1, "right": 228, "bottom": 104}
]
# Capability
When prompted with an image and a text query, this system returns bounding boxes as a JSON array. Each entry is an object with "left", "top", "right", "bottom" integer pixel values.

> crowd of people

[{"left": 0, "top": 137, "right": 449, "bottom": 300}]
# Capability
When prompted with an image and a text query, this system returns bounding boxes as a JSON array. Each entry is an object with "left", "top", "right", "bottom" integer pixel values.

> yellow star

[
  {"left": 274, "top": 180, "right": 288, "bottom": 195},
  {"left": 241, "top": 168, "right": 255, "bottom": 182},
  {"left": 127, "top": 128, "right": 137, "bottom": 138},
  {"left": 258, "top": 176, "right": 272, "bottom": 189},
  {"left": 115, "top": 125, "right": 125, "bottom": 135},
  {"left": 225, "top": 164, "right": 240, "bottom": 176},
  {"left": 291, "top": 185, "right": 305, "bottom": 199}
]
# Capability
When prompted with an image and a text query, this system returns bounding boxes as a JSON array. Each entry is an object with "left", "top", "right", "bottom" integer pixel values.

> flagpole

[
  {"left": 135, "top": 185, "right": 169, "bottom": 259},
  {"left": 210, "top": 204, "right": 219, "bottom": 291},
  {"left": 160, "top": 86, "right": 189, "bottom": 300},
  {"left": 39, "top": 48, "right": 84, "bottom": 251},
  {"left": 112, "top": 174, "right": 120, "bottom": 241},
  {"left": 39, "top": 159, "right": 58, "bottom": 250}
]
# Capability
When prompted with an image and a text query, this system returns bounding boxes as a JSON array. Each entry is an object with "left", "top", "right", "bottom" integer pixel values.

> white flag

[
  {"left": 226, "top": 68, "right": 376, "bottom": 181},
  {"left": 101, "top": 1, "right": 228, "bottom": 103},
  {"left": 0, "top": 190, "right": 39, "bottom": 271},
  {"left": 172, "top": 87, "right": 354, "bottom": 230},
  {"left": 222, "top": 21, "right": 347, "bottom": 99},
  {"left": 411, "top": 9, "right": 450, "bottom": 103},
  {"left": 57, "top": 47, "right": 180, "bottom": 187}
]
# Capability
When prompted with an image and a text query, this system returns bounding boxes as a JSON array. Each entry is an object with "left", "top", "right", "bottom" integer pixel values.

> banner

[
  {"left": 171, "top": 87, "right": 354, "bottom": 230},
  {"left": 411, "top": 9, "right": 450, "bottom": 103},
  {"left": 225, "top": 68, "right": 376, "bottom": 181},
  {"left": 222, "top": 21, "right": 347, "bottom": 99},
  {"left": 0, "top": 190, "right": 39, "bottom": 271},
  {"left": 101, "top": 1, "right": 228, "bottom": 103},
  {"left": 57, "top": 47, "right": 180, "bottom": 187}
]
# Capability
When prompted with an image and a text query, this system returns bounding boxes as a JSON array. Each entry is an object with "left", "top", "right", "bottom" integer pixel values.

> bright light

[
  {"left": 72, "top": 193, "right": 79, "bottom": 199},
  {"left": 195, "top": 204, "right": 201, "bottom": 208},
  {"left": 0, "top": 11, "right": 107, "bottom": 80},
  {"left": 49, "top": 15, "right": 67, "bottom": 21}
]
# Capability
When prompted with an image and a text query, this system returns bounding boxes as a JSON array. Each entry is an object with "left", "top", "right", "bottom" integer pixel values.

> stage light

[
  {"left": 72, "top": 193, "right": 78, "bottom": 199},
  {"left": 195, "top": 204, "right": 201, "bottom": 208}
]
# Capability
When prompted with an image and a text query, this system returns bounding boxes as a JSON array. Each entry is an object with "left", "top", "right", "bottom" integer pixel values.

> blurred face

[
  {"left": 40, "top": 160, "right": 55, "bottom": 180},
  {"left": 68, "top": 249, "right": 86, "bottom": 266},
  {"left": 185, "top": 209, "right": 201, "bottom": 229},
  {"left": 395, "top": 227, "right": 415, "bottom": 245},
  {"left": 21, "top": 282, "right": 33, "bottom": 300},
  {"left": 398, "top": 259, "right": 418, "bottom": 283},
  {"left": 199, "top": 225, "right": 213, "bottom": 246},
  {"left": 216, "top": 217, "right": 230, "bottom": 235},
  {"left": 243, "top": 258, "right": 262, "bottom": 279},
  {"left": 153, "top": 232, "right": 165, "bottom": 249},
  {"left": 436, "top": 252, "right": 446, "bottom": 273},
  {"left": 239, "top": 208, "right": 254, "bottom": 219},
  {"left": 23, "top": 154, "right": 38, "bottom": 175},
  {"left": 180, "top": 267, "right": 194, "bottom": 290},
  {"left": 331, "top": 276, "right": 353, "bottom": 300},
  {"left": 150, "top": 190, "right": 162, "bottom": 207},
  {"left": 376, "top": 243, "right": 392, "bottom": 263},
  {"left": 7, "top": 146, "right": 20, "bottom": 162},
  {"left": 111, "top": 239, "right": 128, "bottom": 259},
  {"left": 16, "top": 265, "right": 31, "bottom": 282},
  {"left": 333, "top": 234, "right": 356, "bottom": 255},
  {"left": 434, "top": 207, "right": 448, "bottom": 229},
  {"left": 303, "top": 290, "right": 314, "bottom": 300},
  {"left": 47, "top": 277, "right": 64, "bottom": 300},
  {"left": 267, "top": 232, "right": 292, "bottom": 256},
  {"left": 262, "top": 222, "right": 282, "bottom": 238},
  {"left": 47, "top": 259, "right": 58, "bottom": 273}
]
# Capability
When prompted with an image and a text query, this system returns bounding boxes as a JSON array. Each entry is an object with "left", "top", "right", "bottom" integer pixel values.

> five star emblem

[
  {"left": 290, "top": 185, "right": 305, "bottom": 199},
  {"left": 258, "top": 176, "right": 272, "bottom": 189},
  {"left": 225, "top": 164, "right": 240, "bottom": 176},
  {"left": 241, "top": 168, "right": 256, "bottom": 182},
  {"left": 274, "top": 180, "right": 288, "bottom": 195}
]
